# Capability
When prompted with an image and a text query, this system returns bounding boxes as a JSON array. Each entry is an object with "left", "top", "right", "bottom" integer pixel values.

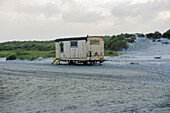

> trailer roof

[
  {"left": 55, "top": 37, "right": 88, "bottom": 42},
  {"left": 55, "top": 36, "right": 104, "bottom": 42}
]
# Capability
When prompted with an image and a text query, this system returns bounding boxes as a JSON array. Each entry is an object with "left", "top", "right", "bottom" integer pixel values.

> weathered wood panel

[
  {"left": 64, "top": 41, "right": 70, "bottom": 58},
  {"left": 55, "top": 36, "right": 104, "bottom": 61},
  {"left": 55, "top": 42, "right": 60, "bottom": 59}
]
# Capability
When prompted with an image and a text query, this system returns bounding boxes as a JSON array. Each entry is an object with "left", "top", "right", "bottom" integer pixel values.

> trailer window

[
  {"left": 60, "top": 42, "right": 64, "bottom": 52},
  {"left": 71, "top": 41, "right": 77, "bottom": 47},
  {"left": 90, "top": 40, "right": 99, "bottom": 45}
]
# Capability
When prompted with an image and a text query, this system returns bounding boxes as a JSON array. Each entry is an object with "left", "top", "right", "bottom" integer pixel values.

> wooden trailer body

[{"left": 55, "top": 36, "right": 104, "bottom": 63}]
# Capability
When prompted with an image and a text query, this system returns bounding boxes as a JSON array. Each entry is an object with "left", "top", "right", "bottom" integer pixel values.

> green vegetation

[
  {"left": 136, "top": 33, "right": 145, "bottom": 37},
  {"left": 122, "top": 33, "right": 135, "bottom": 38},
  {"left": 146, "top": 31, "right": 162, "bottom": 39},
  {"left": 6, "top": 55, "right": 17, "bottom": 60},
  {"left": 1, "top": 29, "right": 169, "bottom": 60},
  {"left": 104, "top": 50, "right": 120, "bottom": 56},
  {"left": 104, "top": 33, "right": 132, "bottom": 51},
  {"left": 145, "top": 29, "right": 170, "bottom": 39},
  {"left": 0, "top": 34, "right": 136, "bottom": 60},
  {"left": 0, "top": 40, "right": 55, "bottom": 60},
  {"left": 126, "top": 37, "right": 136, "bottom": 43},
  {"left": 0, "top": 41, "right": 55, "bottom": 51},
  {"left": 163, "top": 29, "right": 170, "bottom": 39},
  {"left": 0, "top": 50, "right": 55, "bottom": 60},
  {"left": 0, "top": 86, "right": 7, "bottom": 89}
]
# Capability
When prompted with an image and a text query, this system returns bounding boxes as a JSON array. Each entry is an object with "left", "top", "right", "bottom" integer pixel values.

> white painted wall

[
  {"left": 87, "top": 37, "right": 104, "bottom": 60},
  {"left": 55, "top": 36, "right": 104, "bottom": 61}
]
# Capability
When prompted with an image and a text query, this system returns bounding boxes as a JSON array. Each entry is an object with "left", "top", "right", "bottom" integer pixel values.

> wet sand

[
  {"left": 0, "top": 54, "right": 170, "bottom": 113},
  {"left": 1, "top": 37, "right": 170, "bottom": 113}
]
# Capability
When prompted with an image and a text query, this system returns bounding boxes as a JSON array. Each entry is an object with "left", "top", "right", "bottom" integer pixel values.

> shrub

[
  {"left": 104, "top": 35, "right": 111, "bottom": 50},
  {"left": 6, "top": 55, "right": 17, "bottom": 60},
  {"left": 136, "top": 33, "right": 145, "bottom": 37},
  {"left": 146, "top": 31, "right": 162, "bottom": 39},
  {"left": 127, "top": 37, "right": 136, "bottom": 43},
  {"left": 104, "top": 34, "right": 129, "bottom": 51},
  {"left": 163, "top": 29, "right": 170, "bottom": 39},
  {"left": 123, "top": 33, "right": 135, "bottom": 38}
]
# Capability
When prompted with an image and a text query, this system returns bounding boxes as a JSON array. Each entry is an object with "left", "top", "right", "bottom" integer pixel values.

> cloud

[
  {"left": 61, "top": 0, "right": 104, "bottom": 23},
  {"left": 0, "top": 0, "right": 170, "bottom": 42},
  {"left": 62, "top": 11, "right": 103, "bottom": 23},
  {"left": 111, "top": 0, "right": 170, "bottom": 21},
  {"left": 14, "top": 2, "right": 60, "bottom": 18},
  {"left": 109, "top": 0, "right": 170, "bottom": 34},
  {"left": 157, "top": 10, "right": 170, "bottom": 20}
]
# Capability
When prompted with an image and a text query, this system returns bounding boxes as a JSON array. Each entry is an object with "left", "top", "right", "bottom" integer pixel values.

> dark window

[
  {"left": 71, "top": 41, "right": 77, "bottom": 47},
  {"left": 90, "top": 40, "right": 99, "bottom": 45},
  {"left": 60, "top": 42, "right": 64, "bottom": 52}
]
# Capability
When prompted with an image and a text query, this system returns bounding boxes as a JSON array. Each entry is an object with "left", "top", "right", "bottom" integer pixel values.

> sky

[{"left": 0, "top": 0, "right": 170, "bottom": 42}]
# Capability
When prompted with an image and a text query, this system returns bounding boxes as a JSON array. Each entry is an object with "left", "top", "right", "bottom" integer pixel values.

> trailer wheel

[
  {"left": 83, "top": 61, "right": 87, "bottom": 65},
  {"left": 69, "top": 60, "right": 74, "bottom": 65},
  {"left": 90, "top": 61, "right": 94, "bottom": 65}
]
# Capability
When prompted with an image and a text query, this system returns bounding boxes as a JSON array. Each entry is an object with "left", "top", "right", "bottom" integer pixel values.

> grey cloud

[
  {"left": 61, "top": 0, "right": 103, "bottom": 23},
  {"left": 62, "top": 11, "right": 103, "bottom": 23},
  {"left": 15, "top": 2, "right": 59, "bottom": 17},
  {"left": 111, "top": 0, "right": 170, "bottom": 21},
  {"left": 0, "top": 0, "right": 169, "bottom": 42}
]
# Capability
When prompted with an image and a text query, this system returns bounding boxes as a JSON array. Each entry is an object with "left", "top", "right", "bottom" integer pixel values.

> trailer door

[{"left": 70, "top": 41, "right": 78, "bottom": 58}]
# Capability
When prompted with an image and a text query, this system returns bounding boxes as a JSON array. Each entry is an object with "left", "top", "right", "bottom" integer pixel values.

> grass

[
  {"left": 0, "top": 40, "right": 55, "bottom": 51},
  {"left": 0, "top": 50, "right": 119, "bottom": 60},
  {"left": 0, "top": 86, "right": 7, "bottom": 89},
  {"left": 104, "top": 50, "right": 120, "bottom": 56},
  {"left": 0, "top": 50, "right": 55, "bottom": 60},
  {"left": 0, "top": 39, "right": 122, "bottom": 60}
]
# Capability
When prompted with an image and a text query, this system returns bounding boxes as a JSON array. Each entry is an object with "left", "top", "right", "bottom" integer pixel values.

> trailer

[{"left": 51, "top": 36, "right": 104, "bottom": 65}]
